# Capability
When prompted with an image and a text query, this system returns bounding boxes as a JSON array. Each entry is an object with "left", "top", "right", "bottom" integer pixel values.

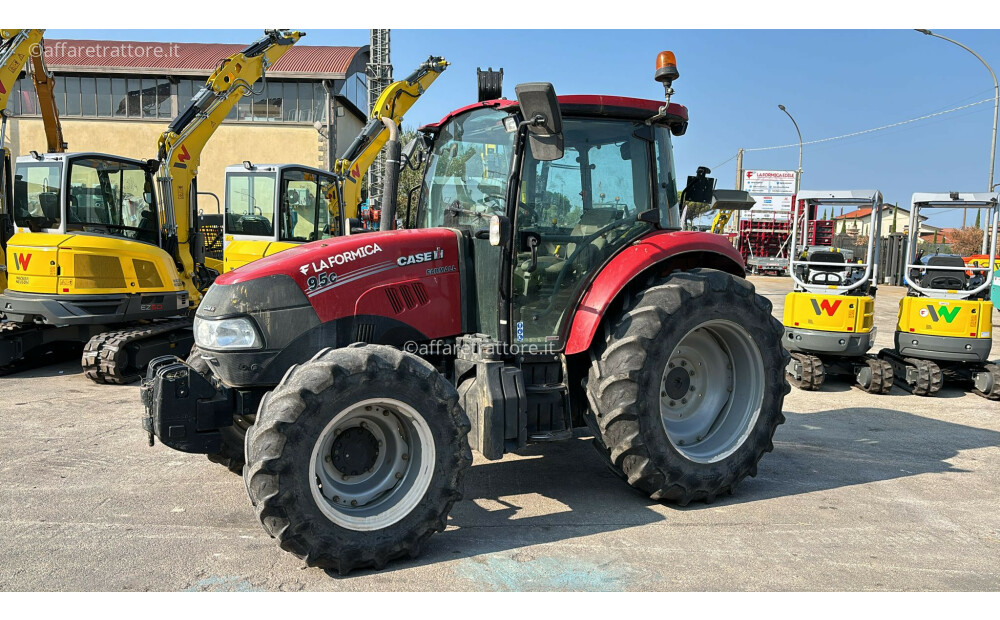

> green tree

[
  {"left": 395, "top": 128, "right": 428, "bottom": 228},
  {"left": 974, "top": 209, "right": 981, "bottom": 229}
]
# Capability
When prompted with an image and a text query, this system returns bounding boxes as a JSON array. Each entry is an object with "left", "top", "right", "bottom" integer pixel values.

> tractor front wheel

[
  {"left": 586, "top": 268, "right": 789, "bottom": 505},
  {"left": 244, "top": 344, "right": 472, "bottom": 574}
]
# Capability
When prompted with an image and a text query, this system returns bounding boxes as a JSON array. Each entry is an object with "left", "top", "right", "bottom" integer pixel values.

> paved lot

[{"left": 0, "top": 276, "right": 998, "bottom": 591}]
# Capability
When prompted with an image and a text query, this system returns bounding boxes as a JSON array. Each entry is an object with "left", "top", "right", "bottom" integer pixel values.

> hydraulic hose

[{"left": 380, "top": 117, "right": 401, "bottom": 231}]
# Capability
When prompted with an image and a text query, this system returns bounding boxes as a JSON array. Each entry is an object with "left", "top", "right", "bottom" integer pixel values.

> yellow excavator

[
  {"left": 1, "top": 29, "right": 67, "bottom": 292},
  {"left": 1, "top": 30, "right": 303, "bottom": 380},
  {"left": 221, "top": 56, "right": 449, "bottom": 272}
]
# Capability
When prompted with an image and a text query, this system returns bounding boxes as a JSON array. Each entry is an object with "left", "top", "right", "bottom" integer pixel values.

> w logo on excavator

[
  {"left": 926, "top": 304, "right": 960, "bottom": 323},
  {"left": 13, "top": 253, "right": 31, "bottom": 271},
  {"left": 810, "top": 299, "right": 841, "bottom": 316}
]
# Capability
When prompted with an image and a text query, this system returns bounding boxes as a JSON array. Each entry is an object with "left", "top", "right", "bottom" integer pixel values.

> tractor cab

[
  {"left": 221, "top": 163, "right": 346, "bottom": 272},
  {"left": 878, "top": 192, "right": 998, "bottom": 398},
  {"left": 416, "top": 91, "right": 692, "bottom": 346}
]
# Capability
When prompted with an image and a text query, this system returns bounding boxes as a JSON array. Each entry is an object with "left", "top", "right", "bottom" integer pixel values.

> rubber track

[
  {"left": 903, "top": 357, "right": 943, "bottom": 396},
  {"left": 788, "top": 352, "right": 825, "bottom": 391},
  {"left": 857, "top": 357, "right": 894, "bottom": 395},
  {"left": 82, "top": 319, "right": 192, "bottom": 385},
  {"left": 973, "top": 362, "right": 1000, "bottom": 400}
]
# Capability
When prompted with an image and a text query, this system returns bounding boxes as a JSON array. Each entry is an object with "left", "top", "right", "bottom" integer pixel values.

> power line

[{"left": 742, "top": 97, "right": 994, "bottom": 153}]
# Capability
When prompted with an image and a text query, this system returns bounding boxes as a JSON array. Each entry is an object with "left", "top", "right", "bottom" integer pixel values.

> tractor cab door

[
  {"left": 416, "top": 106, "right": 519, "bottom": 339},
  {"left": 510, "top": 117, "right": 658, "bottom": 347}
]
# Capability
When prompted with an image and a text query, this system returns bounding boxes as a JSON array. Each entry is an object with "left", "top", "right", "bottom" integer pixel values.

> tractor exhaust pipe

[{"left": 380, "top": 118, "right": 401, "bottom": 231}]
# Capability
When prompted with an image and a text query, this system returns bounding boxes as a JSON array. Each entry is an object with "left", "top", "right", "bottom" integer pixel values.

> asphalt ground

[{"left": 0, "top": 276, "right": 998, "bottom": 591}]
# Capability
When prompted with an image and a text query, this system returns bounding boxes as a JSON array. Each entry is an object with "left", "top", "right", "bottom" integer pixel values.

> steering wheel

[{"left": 531, "top": 217, "right": 633, "bottom": 318}]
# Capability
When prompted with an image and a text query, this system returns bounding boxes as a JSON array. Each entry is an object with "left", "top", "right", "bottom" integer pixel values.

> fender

[{"left": 564, "top": 230, "right": 745, "bottom": 355}]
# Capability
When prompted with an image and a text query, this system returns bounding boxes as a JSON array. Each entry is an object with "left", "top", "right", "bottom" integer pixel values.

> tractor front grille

[{"left": 74, "top": 254, "right": 126, "bottom": 290}]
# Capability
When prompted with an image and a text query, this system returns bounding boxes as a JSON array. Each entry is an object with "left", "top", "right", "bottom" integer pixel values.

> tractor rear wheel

[
  {"left": 186, "top": 345, "right": 250, "bottom": 475},
  {"left": 244, "top": 344, "right": 472, "bottom": 574},
  {"left": 586, "top": 268, "right": 789, "bottom": 505}
]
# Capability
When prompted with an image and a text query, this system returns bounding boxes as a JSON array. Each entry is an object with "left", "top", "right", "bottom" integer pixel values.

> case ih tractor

[{"left": 142, "top": 52, "right": 790, "bottom": 573}]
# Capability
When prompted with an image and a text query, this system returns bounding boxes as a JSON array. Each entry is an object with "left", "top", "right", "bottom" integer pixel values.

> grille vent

[{"left": 74, "top": 254, "right": 126, "bottom": 289}]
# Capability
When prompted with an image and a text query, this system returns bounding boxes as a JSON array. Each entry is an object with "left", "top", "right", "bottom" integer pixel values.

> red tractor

[{"left": 142, "top": 52, "right": 789, "bottom": 573}]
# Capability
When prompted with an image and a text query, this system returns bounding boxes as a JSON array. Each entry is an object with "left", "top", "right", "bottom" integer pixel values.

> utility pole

[
  {"left": 917, "top": 29, "right": 998, "bottom": 248},
  {"left": 367, "top": 29, "right": 392, "bottom": 210},
  {"left": 778, "top": 104, "right": 803, "bottom": 196}
]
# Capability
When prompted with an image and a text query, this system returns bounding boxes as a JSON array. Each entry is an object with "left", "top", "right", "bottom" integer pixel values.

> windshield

[
  {"left": 66, "top": 158, "right": 157, "bottom": 243},
  {"left": 279, "top": 169, "right": 340, "bottom": 242},
  {"left": 225, "top": 172, "right": 277, "bottom": 237},
  {"left": 417, "top": 107, "right": 516, "bottom": 230},
  {"left": 13, "top": 161, "right": 63, "bottom": 230}
]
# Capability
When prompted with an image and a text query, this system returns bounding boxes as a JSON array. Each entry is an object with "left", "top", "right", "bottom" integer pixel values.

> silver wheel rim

[
  {"left": 308, "top": 398, "right": 436, "bottom": 531},
  {"left": 659, "top": 320, "right": 764, "bottom": 463}
]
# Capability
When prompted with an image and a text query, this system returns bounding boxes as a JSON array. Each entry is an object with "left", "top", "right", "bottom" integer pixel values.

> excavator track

[
  {"left": 855, "top": 356, "right": 894, "bottom": 395},
  {"left": 0, "top": 321, "right": 83, "bottom": 376},
  {"left": 82, "top": 319, "right": 194, "bottom": 385},
  {"left": 878, "top": 348, "right": 943, "bottom": 396},
  {"left": 972, "top": 362, "right": 1000, "bottom": 400},
  {"left": 786, "top": 352, "right": 825, "bottom": 391}
]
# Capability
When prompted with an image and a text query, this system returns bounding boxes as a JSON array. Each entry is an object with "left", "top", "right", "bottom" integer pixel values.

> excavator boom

[
  {"left": 335, "top": 56, "right": 449, "bottom": 220},
  {"left": 156, "top": 29, "right": 303, "bottom": 304},
  {"left": 0, "top": 30, "right": 66, "bottom": 153}
]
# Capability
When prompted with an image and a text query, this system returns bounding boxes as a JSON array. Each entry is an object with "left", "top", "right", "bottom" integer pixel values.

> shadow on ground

[{"left": 348, "top": 406, "right": 999, "bottom": 580}]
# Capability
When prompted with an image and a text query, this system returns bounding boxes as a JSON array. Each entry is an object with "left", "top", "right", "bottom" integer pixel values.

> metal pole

[
  {"left": 778, "top": 105, "right": 803, "bottom": 196},
  {"left": 735, "top": 148, "right": 744, "bottom": 191},
  {"left": 917, "top": 29, "right": 998, "bottom": 241}
]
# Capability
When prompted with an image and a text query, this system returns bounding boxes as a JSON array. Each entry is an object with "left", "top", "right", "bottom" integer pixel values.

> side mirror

[
  {"left": 515, "top": 82, "right": 564, "bottom": 162},
  {"left": 711, "top": 189, "right": 756, "bottom": 211},
  {"left": 400, "top": 134, "right": 428, "bottom": 170},
  {"left": 682, "top": 166, "right": 715, "bottom": 204}
]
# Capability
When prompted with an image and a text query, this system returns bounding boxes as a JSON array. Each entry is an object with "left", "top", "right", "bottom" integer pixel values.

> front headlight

[{"left": 194, "top": 316, "right": 261, "bottom": 350}]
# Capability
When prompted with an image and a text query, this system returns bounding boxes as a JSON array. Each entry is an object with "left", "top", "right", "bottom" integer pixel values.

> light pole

[
  {"left": 917, "top": 29, "right": 998, "bottom": 240},
  {"left": 778, "top": 104, "right": 803, "bottom": 196}
]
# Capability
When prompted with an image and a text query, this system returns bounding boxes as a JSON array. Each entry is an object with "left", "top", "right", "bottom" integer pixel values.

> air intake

[
  {"left": 74, "top": 254, "right": 126, "bottom": 290},
  {"left": 133, "top": 259, "right": 164, "bottom": 288}
]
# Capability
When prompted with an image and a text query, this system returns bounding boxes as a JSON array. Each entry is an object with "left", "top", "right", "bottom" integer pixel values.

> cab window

[
  {"left": 13, "top": 162, "right": 63, "bottom": 230},
  {"left": 513, "top": 118, "right": 653, "bottom": 344},
  {"left": 225, "top": 172, "right": 276, "bottom": 237},
  {"left": 66, "top": 158, "right": 157, "bottom": 243}
]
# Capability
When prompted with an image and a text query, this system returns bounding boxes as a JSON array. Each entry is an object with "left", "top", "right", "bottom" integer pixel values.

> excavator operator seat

[
  {"left": 806, "top": 250, "right": 847, "bottom": 286},
  {"left": 920, "top": 255, "right": 967, "bottom": 290}
]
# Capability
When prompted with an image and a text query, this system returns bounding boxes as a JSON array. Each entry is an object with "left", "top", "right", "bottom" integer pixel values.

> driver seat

[
  {"left": 806, "top": 250, "right": 847, "bottom": 285},
  {"left": 539, "top": 207, "right": 623, "bottom": 277},
  {"left": 920, "top": 255, "right": 967, "bottom": 290}
]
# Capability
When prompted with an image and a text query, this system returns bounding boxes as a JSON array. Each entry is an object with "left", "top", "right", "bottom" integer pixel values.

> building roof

[
  {"left": 832, "top": 207, "right": 873, "bottom": 220},
  {"left": 41, "top": 39, "right": 366, "bottom": 79}
]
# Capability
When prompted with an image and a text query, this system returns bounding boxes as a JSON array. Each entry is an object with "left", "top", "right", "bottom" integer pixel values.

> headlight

[{"left": 194, "top": 316, "right": 261, "bottom": 350}]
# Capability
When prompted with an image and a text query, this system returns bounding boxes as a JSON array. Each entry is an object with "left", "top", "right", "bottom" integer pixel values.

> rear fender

[{"left": 564, "top": 231, "right": 744, "bottom": 355}]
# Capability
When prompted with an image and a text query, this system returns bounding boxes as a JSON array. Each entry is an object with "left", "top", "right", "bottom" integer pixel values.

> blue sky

[{"left": 44, "top": 28, "right": 1000, "bottom": 227}]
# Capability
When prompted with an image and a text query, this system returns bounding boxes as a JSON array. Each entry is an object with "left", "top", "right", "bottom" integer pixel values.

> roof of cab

[{"left": 419, "top": 95, "right": 688, "bottom": 133}]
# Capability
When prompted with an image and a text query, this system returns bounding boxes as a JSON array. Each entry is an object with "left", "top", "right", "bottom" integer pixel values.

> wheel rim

[
  {"left": 659, "top": 320, "right": 764, "bottom": 463},
  {"left": 308, "top": 398, "right": 436, "bottom": 531}
]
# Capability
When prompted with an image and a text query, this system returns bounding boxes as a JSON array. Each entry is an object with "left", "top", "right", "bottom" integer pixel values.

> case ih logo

[
  {"left": 810, "top": 299, "right": 841, "bottom": 316},
  {"left": 12, "top": 253, "right": 32, "bottom": 271},
  {"left": 926, "top": 304, "right": 960, "bottom": 323}
]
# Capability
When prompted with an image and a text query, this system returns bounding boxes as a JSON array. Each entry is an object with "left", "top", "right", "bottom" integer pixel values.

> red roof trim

[
  {"left": 420, "top": 95, "right": 688, "bottom": 132},
  {"left": 40, "top": 39, "right": 363, "bottom": 77}
]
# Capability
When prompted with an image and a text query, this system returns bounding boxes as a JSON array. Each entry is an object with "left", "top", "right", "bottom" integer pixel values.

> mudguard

[{"left": 564, "top": 230, "right": 744, "bottom": 355}]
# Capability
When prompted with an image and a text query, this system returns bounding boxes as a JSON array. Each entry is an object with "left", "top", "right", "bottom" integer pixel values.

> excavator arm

[
  {"left": 1, "top": 30, "right": 66, "bottom": 153},
  {"left": 710, "top": 209, "right": 733, "bottom": 234},
  {"left": 156, "top": 29, "right": 303, "bottom": 304},
  {"left": 335, "top": 56, "right": 449, "bottom": 221}
]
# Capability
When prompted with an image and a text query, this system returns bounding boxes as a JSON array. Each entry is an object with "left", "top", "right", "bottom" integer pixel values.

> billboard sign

[{"left": 740, "top": 169, "right": 797, "bottom": 220}]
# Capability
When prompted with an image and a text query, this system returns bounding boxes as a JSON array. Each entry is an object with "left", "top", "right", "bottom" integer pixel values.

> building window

[{"left": 10, "top": 74, "right": 343, "bottom": 124}]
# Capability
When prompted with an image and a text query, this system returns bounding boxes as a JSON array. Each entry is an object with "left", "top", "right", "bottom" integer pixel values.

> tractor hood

[{"left": 198, "top": 228, "right": 465, "bottom": 387}]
